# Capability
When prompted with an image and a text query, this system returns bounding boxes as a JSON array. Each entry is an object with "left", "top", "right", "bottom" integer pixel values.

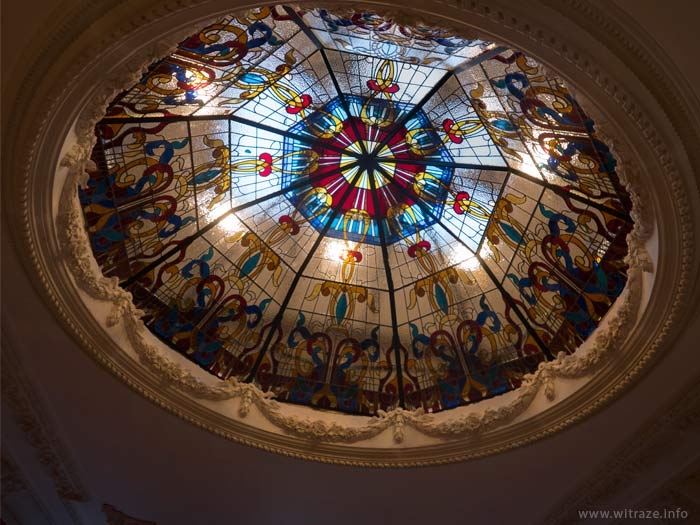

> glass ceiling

[{"left": 79, "top": 6, "right": 633, "bottom": 415}]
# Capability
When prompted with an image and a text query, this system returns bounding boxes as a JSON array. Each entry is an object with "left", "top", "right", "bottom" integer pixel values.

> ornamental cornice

[
  {"left": 0, "top": 346, "right": 89, "bottom": 502},
  {"left": 4, "top": 0, "right": 699, "bottom": 465},
  {"left": 1, "top": 454, "right": 29, "bottom": 496},
  {"left": 543, "top": 376, "right": 700, "bottom": 523}
]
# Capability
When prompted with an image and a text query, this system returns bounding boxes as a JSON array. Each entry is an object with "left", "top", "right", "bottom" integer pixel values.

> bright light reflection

[
  {"left": 205, "top": 203, "right": 228, "bottom": 221},
  {"left": 325, "top": 239, "right": 348, "bottom": 260},
  {"left": 451, "top": 244, "right": 493, "bottom": 271},
  {"left": 218, "top": 214, "right": 242, "bottom": 234},
  {"left": 479, "top": 244, "right": 494, "bottom": 260},
  {"left": 461, "top": 255, "right": 481, "bottom": 271},
  {"left": 451, "top": 244, "right": 479, "bottom": 270},
  {"left": 518, "top": 148, "right": 549, "bottom": 180},
  {"left": 202, "top": 203, "right": 242, "bottom": 234}
]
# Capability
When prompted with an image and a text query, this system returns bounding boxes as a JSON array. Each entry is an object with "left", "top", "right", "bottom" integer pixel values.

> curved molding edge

[
  {"left": 8, "top": 0, "right": 699, "bottom": 464},
  {"left": 543, "top": 376, "right": 700, "bottom": 523},
  {"left": 53, "top": 1, "right": 648, "bottom": 447}
]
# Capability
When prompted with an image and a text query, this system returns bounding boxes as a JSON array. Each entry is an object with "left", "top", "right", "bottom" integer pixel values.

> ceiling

[{"left": 2, "top": 1, "right": 700, "bottom": 524}]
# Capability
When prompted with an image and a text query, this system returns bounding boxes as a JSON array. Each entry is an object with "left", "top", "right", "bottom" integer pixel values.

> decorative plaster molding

[
  {"left": 1, "top": 454, "right": 29, "bottom": 495},
  {"left": 544, "top": 0, "right": 700, "bottom": 169},
  {"left": 544, "top": 377, "right": 700, "bottom": 524},
  {"left": 636, "top": 466, "right": 700, "bottom": 523},
  {"left": 123, "top": 312, "right": 240, "bottom": 401},
  {"left": 7, "top": 0, "right": 699, "bottom": 464},
  {"left": 0, "top": 349, "right": 89, "bottom": 502},
  {"left": 59, "top": 94, "right": 645, "bottom": 446},
  {"left": 103, "top": 504, "right": 157, "bottom": 525},
  {"left": 0, "top": 453, "right": 69, "bottom": 525},
  {"left": 52, "top": 12, "right": 646, "bottom": 445}
]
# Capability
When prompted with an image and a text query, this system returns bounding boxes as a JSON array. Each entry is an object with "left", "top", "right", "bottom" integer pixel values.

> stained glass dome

[{"left": 79, "top": 5, "right": 632, "bottom": 417}]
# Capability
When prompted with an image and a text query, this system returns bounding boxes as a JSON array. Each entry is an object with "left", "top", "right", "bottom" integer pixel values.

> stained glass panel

[{"left": 79, "top": 5, "right": 632, "bottom": 416}]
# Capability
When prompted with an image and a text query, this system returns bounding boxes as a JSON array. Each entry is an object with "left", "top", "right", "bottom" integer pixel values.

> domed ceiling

[{"left": 78, "top": 5, "right": 633, "bottom": 417}]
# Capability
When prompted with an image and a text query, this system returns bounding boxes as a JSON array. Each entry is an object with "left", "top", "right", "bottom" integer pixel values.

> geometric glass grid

[{"left": 78, "top": 4, "right": 633, "bottom": 417}]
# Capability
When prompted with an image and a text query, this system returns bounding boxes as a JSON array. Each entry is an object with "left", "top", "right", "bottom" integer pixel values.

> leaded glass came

[{"left": 79, "top": 5, "right": 633, "bottom": 415}]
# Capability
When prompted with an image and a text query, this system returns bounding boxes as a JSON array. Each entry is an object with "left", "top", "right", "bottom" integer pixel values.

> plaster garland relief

[{"left": 53, "top": 4, "right": 651, "bottom": 446}]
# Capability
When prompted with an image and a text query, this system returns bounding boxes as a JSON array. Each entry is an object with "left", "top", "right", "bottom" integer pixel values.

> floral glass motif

[{"left": 79, "top": 5, "right": 633, "bottom": 416}]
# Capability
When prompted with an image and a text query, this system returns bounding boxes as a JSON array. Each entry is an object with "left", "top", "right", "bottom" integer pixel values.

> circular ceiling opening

[{"left": 77, "top": 5, "right": 632, "bottom": 421}]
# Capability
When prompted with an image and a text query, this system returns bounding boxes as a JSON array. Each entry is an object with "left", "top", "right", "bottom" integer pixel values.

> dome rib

[{"left": 77, "top": 5, "right": 633, "bottom": 416}]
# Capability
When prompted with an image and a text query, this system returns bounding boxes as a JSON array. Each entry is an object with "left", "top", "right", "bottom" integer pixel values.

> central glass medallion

[{"left": 282, "top": 95, "right": 455, "bottom": 245}]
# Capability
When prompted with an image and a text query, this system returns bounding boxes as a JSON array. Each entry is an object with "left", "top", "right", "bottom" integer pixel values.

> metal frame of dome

[
  {"left": 5, "top": 0, "right": 698, "bottom": 466},
  {"left": 77, "top": 6, "right": 632, "bottom": 418}
]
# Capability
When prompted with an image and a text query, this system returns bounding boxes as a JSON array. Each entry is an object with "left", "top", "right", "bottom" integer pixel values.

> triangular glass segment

[{"left": 301, "top": 8, "right": 494, "bottom": 70}]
